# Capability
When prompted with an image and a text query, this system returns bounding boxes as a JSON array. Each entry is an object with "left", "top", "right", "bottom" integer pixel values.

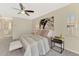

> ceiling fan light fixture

[{"left": 21, "top": 11, "right": 25, "bottom": 14}]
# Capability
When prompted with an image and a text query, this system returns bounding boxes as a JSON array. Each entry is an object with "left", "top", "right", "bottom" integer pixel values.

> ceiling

[{"left": 0, "top": 3, "right": 70, "bottom": 20}]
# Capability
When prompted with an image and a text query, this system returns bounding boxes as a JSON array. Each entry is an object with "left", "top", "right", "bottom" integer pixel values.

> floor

[{"left": 0, "top": 37, "right": 78, "bottom": 56}]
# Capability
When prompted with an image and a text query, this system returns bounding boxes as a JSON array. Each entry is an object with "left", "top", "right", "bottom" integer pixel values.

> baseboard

[{"left": 65, "top": 48, "right": 79, "bottom": 55}]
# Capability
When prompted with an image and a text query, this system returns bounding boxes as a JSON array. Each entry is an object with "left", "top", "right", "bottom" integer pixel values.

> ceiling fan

[{"left": 13, "top": 3, "right": 34, "bottom": 16}]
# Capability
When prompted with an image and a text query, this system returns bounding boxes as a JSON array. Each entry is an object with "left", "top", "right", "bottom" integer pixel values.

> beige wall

[
  {"left": 32, "top": 4, "right": 79, "bottom": 54},
  {"left": 12, "top": 17, "right": 32, "bottom": 40}
]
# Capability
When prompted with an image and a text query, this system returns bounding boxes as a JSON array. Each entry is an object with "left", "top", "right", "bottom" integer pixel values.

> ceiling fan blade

[
  {"left": 17, "top": 12, "right": 21, "bottom": 14},
  {"left": 25, "top": 12, "right": 30, "bottom": 16},
  {"left": 25, "top": 10, "right": 34, "bottom": 13},
  {"left": 19, "top": 3, "right": 24, "bottom": 10},
  {"left": 12, "top": 7, "right": 21, "bottom": 11}
]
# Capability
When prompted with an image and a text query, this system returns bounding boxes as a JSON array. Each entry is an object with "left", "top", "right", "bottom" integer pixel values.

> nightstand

[{"left": 51, "top": 37, "right": 64, "bottom": 53}]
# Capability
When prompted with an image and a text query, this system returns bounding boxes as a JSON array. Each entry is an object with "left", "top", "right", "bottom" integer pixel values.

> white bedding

[
  {"left": 20, "top": 34, "right": 50, "bottom": 56},
  {"left": 20, "top": 35, "right": 39, "bottom": 56},
  {"left": 20, "top": 36, "right": 31, "bottom": 56},
  {"left": 27, "top": 34, "right": 46, "bottom": 55},
  {"left": 36, "top": 35, "right": 50, "bottom": 53}
]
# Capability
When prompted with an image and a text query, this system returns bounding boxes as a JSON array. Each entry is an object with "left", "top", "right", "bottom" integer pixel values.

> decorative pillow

[
  {"left": 32, "top": 29, "right": 41, "bottom": 35},
  {"left": 39, "top": 30, "right": 49, "bottom": 37},
  {"left": 47, "top": 30, "right": 53, "bottom": 38}
]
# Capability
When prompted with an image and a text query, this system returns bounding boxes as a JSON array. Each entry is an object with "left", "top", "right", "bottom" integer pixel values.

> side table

[{"left": 51, "top": 38, "right": 64, "bottom": 53}]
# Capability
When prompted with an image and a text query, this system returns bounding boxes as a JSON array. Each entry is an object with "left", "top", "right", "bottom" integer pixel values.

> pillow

[
  {"left": 32, "top": 29, "right": 41, "bottom": 35},
  {"left": 39, "top": 30, "right": 49, "bottom": 37},
  {"left": 47, "top": 30, "right": 53, "bottom": 38}
]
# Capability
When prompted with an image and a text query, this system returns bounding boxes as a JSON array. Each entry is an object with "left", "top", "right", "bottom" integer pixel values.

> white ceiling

[{"left": 0, "top": 3, "right": 70, "bottom": 20}]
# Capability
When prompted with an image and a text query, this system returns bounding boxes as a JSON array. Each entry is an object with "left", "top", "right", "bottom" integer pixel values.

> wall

[
  {"left": 12, "top": 17, "right": 32, "bottom": 40},
  {"left": 32, "top": 4, "right": 79, "bottom": 54}
]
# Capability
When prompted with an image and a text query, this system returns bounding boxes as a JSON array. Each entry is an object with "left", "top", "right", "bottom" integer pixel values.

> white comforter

[{"left": 20, "top": 34, "right": 50, "bottom": 56}]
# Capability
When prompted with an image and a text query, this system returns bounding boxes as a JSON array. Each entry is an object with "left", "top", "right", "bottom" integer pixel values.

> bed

[{"left": 19, "top": 30, "right": 51, "bottom": 56}]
